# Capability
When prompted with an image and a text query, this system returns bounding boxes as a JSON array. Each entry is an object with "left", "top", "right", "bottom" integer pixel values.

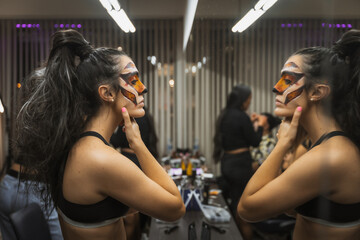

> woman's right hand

[
  {"left": 121, "top": 107, "right": 142, "bottom": 148},
  {"left": 276, "top": 106, "right": 302, "bottom": 149}
]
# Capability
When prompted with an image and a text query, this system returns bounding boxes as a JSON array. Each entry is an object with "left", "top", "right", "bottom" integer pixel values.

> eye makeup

[
  {"left": 273, "top": 72, "right": 304, "bottom": 94},
  {"left": 118, "top": 61, "right": 147, "bottom": 105}
]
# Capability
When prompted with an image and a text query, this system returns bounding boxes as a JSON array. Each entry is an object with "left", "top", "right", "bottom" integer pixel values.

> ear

[
  {"left": 308, "top": 84, "right": 330, "bottom": 102},
  {"left": 98, "top": 85, "right": 115, "bottom": 103}
]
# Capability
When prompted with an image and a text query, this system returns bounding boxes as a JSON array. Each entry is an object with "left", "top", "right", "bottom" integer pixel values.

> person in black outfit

[{"left": 213, "top": 84, "right": 266, "bottom": 240}]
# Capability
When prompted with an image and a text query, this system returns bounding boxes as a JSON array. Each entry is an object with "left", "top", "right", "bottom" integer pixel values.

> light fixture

[
  {"left": 183, "top": 0, "right": 199, "bottom": 51},
  {"left": 98, "top": 0, "right": 136, "bottom": 33},
  {"left": 0, "top": 97, "right": 4, "bottom": 113},
  {"left": 232, "top": 0, "right": 278, "bottom": 33}
]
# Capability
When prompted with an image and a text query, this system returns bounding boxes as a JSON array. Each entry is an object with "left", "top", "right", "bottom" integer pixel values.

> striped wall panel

[{"left": 1, "top": 18, "right": 359, "bottom": 174}]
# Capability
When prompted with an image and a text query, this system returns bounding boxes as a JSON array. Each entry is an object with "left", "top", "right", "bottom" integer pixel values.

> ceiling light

[{"left": 232, "top": 0, "right": 278, "bottom": 33}]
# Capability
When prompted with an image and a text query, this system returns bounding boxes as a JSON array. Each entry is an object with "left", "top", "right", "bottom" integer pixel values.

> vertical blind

[{"left": 1, "top": 18, "right": 358, "bottom": 174}]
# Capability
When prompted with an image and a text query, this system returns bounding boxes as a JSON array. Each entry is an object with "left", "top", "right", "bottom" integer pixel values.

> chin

[
  {"left": 129, "top": 108, "right": 145, "bottom": 118},
  {"left": 274, "top": 107, "right": 294, "bottom": 118}
]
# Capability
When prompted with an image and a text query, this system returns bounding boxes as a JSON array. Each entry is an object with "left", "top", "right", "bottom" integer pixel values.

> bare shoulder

[
  {"left": 72, "top": 137, "right": 133, "bottom": 175},
  {"left": 319, "top": 136, "right": 360, "bottom": 171}
]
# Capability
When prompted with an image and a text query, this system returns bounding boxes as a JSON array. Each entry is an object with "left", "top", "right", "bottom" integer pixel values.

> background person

[{"left": 213, "top": 84, "right": 267, "bottom": 240}]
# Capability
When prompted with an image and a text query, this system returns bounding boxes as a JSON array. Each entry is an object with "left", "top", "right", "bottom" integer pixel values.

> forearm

[
  {"left": 243, "top": 141, "right": 289, "bottom": 196},
  {"left": 132, "top": 141, "right": 180, "bottom": 197}
]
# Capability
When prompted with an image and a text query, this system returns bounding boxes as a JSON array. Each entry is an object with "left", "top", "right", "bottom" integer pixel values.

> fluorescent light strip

[
  {"left": 0, "top": 98, "right": 4, "bottom": 113},
  {"left": 108, "top": 10, "right": 129, "bottom": 32},
  {"left": 99, "top": 0, "right": 112, "bottom": 11},
  {"left": 232, "top": 0, "right": 278, "bottom": 33},
  {"left": 183, "top": 0, "right": 199, "bottom": 51},
  {"left": 119, "top": 9, "right": 136, "bottom": 33},
  {"left": 108, "top": 0, "right": 121, "bottom": 11},
  {"left": 263, "top": 0, "right": 278, "bottom": 11},
  {"left": 99, "top": 0, "right": 136, "bottom": 33}
]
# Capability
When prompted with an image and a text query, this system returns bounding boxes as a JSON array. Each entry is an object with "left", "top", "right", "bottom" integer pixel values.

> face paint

[
  {"left": 273, "top": 72, "right": 304, "bottom": 94},
  {"left": 119, "top": 86, "right": 137, "bottom": 105},
  {"left": 273, "top": 61, "right": 305, "bottom": 105},
  {"left": 285, "top": 86, "right": 304, "bottom": 104},
  {"left": 119, "top": 62, "right": 147, "bottom": 105}
]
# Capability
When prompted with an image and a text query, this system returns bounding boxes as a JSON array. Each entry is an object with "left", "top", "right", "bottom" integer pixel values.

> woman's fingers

[
  {"left": 121, "top": 107, "right": 132, "bottom": 128},
  {"left": 290, "top": 106, "right": 302, "bottom": 129}
]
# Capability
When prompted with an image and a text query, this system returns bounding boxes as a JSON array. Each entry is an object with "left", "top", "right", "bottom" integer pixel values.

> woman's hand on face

[
  {"left": 277, "top": 106, "right": 302, "bottom": 149},
  {"left": 121, "top": 107, "right": 142, "bottom": 148}
]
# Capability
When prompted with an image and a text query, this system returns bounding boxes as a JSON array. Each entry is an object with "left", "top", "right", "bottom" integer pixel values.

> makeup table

[{"left": 148, "top": 185, "right": 243, "bottom": 240}]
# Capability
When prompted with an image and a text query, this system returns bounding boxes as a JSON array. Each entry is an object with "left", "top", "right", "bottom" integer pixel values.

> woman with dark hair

[
  {"left": 15, "top": 29, "right": 185, "bottom": 240},
  {"left": 213, "top": 84, "right": 266, "bottom": 240},
  {"left": 0, "top": 69, "right": 64, "bottom": 240},
  {"left": 238, "top": 29, "right": 360, "bottom": 239}
]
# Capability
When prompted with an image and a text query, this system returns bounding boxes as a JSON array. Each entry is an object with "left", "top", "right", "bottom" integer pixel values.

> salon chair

[{"left": 9, "top": 203, "right": 52, "bottom": 240}]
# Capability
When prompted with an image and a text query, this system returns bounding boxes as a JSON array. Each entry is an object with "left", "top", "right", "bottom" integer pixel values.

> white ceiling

[{"left": 0, "top": 0, "right": 359, "bottom": 19}]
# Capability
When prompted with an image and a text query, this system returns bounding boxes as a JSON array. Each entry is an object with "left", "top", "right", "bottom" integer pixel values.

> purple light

[
  {"left": 60, "top": 24, "right": 64, "bottom": 28},
  {"left": 22, "top": 24, "right": 26, "bottom": 28},
  {"left": 287, "top": 23, "right": 292, "bottom": 27},
  {"left": 16, "top": 24, "right": 20, "bottom": 28},
  {"left": 71, "top": 24, "right": 75, "bottom": 28},
  {"left": 77, "top": 24, "right": 82, "bottom": 28},
  {"left": 65, "top": 24, "right": 69, "bottom": 28},
  {"left": 342, "top": 24, "right": 346, "bottom": 28},
  {"left": 281, "top": 23, "right": 285, "bottom": 28},
  {"left": 322, "top": 23, "right": 325, "bottom": 27},
  {"left": 27, "top": 24, "right": 32, "bottom": 28},
  {"left": 54, "top": 24, "right": 58, "bottom": 28},
  {"left": 293, "top": 23, "right": 297, "bottom": 27},
  {"left": 336, "top": 24, "right": 340, "bottom": 28},
  {"left": 329, "top": 24, "right": 332, "bottom": 28},
  {"left": 36, "top": 24, "right": 40, "bottom": 28},
  {"left": 299, "top": 23, "right": 303, "bottom": 28},
  {"left": 348, "top": 24, "right": 352, "bottom": 28}
]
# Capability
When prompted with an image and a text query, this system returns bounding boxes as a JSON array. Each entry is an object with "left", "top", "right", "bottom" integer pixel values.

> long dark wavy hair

[
  {"left": 15, "top": 29, "right": 127, "bottom": 209},
  {"left": 213, "top": 84, "right": 252, "bottom": 163},
  {"left": 293, "top": 29, "right": 360, "bottom": 148}
]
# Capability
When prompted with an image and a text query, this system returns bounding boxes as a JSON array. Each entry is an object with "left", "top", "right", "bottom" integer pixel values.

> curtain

[{"left": 1, "top": 18, "right": 358, "bottom": 174}]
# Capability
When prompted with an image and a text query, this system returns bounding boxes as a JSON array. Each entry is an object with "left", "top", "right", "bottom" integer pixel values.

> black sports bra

[
  {"left": 295, "top": 131, "right": 360, "bottom": 226},
  {"left": 58, "top": 131, "right": 129, "bottom": 226}
]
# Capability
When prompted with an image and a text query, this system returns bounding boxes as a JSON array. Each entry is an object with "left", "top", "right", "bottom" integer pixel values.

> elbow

[
  {"left": 172, "top": 200, "right": 186, "bottom": 221},
  {"left": 237, "top": 199, "right": 263, "bottom": 223},
  {"left": 162, "top": 200, "right": 186, "bottom": 222}
]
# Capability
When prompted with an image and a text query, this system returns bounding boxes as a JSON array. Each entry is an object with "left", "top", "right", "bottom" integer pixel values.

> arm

[
  {"left": 241, "top": 112, "right": 264, "bottom": 147},
  {"left": 95, "top": 108, "right": 185, "bottom": 222},
  {"left": 237, "top": 107, "right": 322, "bottom": 221}
]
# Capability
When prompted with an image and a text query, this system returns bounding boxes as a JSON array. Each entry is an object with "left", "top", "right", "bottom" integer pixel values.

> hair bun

[
  {"left": 332, "top": 29, "right": 360, "bottom": 60},
  {"left": 51, "top": 29, "right": 94, "bottom": 60}
]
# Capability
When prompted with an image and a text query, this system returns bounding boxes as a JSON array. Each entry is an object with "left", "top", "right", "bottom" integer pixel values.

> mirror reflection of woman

[
  {"left": 238, "top": 29, "right": 360, "bottom": 239},
  {"left": 16, "top": 29, "right": 185, "bottom": 240}
]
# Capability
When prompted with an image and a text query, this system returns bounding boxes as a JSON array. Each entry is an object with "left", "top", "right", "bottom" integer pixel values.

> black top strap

[
  {"left": 79, "top": 131, "right": 110, "bottom": 146},
  {"left": 310, "top": 131, "right": 347, "bottom": 150}
]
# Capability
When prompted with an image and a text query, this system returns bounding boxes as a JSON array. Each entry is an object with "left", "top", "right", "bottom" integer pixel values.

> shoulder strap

[
  {"left": 310, "top": 131, "right": 347, "bottom": 150},
  {"left": 79, "top": 131, "right": 110, "bottom": 146}
]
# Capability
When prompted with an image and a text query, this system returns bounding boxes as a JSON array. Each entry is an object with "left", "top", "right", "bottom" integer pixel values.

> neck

[
  {"left": 300, "top": 105, "right": 341, "bottom": 145},
  {"left": 84, "top": 105, "right": 121, "bottom": 142}
]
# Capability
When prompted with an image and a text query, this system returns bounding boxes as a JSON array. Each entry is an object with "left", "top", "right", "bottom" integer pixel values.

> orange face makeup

[
  {"left": 119, "top": 62, "right": 147, "bottom": 105},
  {"left": 273, "top": 62, "right": 305, "bottom": 104}
]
